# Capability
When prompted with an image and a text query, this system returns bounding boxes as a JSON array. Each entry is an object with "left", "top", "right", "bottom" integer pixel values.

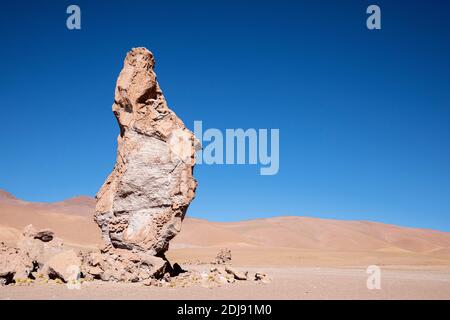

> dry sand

[
  {"left": 1, "top": 190, "right": 450, "bottom": 299},
  {"left": 2, "top": 265, "right": 450, "bottom": 300}
]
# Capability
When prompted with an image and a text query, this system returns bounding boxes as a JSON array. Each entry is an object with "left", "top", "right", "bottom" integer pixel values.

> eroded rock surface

[
  {"left": 0, "top": 225, "right": 65, "bottom": 285},
  {"left": 18, "top": 225, "right": 64, "bottom": 269},
  {"left": 44, "top": 250, "right": 81, "bottom": 283},
  {"left": 214, "top": 248, "right": 232, "bottom": 265},
  {"left": 80, "top": 245, "right": 169, "bottom": 282},
  {"left": 0, "top": 242, "right": 32, "bottom": 284},
  {"left": 225, "top": 266, "right": 248, "bottom": 280},
  {"left": 95, "top": 47, "right": 198, "bottom": 256}
]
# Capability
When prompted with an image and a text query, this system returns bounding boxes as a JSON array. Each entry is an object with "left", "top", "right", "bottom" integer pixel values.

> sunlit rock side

[{"left": 94, "top": 47, "right": 199, "bottom": 257}]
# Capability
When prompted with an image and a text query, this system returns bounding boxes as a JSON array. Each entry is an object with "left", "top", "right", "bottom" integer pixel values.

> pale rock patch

[{"left": 44, "top": 250, "right": 81, "bottom": 283}]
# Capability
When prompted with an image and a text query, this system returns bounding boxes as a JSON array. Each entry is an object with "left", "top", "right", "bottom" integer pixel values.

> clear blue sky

[{"left": 1, "top": 1, "right": 449, "bottom": 231}]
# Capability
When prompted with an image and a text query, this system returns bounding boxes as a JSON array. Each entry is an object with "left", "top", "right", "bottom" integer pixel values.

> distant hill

[{"left": 1, "top": 189, "right": 449, "bottom": 266}]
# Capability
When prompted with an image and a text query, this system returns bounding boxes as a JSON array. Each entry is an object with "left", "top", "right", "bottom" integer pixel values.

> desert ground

[
  {"left": 1, "top": 189, "right": 450, "bottom": 299},
  {"left": 3, "top": 266, "right": 450, "bottom": 300}
]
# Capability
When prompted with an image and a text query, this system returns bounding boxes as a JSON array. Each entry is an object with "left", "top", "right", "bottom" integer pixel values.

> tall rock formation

[{"left": 94, "top": 47, "right": 198, "bottom": 257}]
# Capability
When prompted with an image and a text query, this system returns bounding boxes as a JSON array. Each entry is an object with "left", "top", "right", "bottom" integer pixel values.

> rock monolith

[{"left": 94, "top": 47, "right": 198, "bottom": 258}]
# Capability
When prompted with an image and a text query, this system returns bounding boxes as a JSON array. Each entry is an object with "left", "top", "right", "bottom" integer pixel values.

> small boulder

[
  {"left": 225, "top": 266, "right": 248, "bottom": 280},
  {"left": 254, "top": 272, "right": 271, "bottom": 283},
  {"left": 18, "top": 225, "right": 63, "bottom": 268},
  {"left": 171, "top": 262, "right": 187, "bottom": 276},
  {"left": 80, "top": 247, "right": 170, "bottom": 282},
  {"left": 214, "top": 248, "right": 232, "bottom": 265},
  {"left": 44, "top": 250, "right": 81, "bottom": 283}
]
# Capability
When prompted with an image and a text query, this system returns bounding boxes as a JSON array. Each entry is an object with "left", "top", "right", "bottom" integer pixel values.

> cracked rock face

[{"left": 95, "top": 47, "right": 198, "bottom": 256}]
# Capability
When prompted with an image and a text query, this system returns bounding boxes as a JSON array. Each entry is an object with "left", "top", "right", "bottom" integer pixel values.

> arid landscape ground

[{"left": 1, "top": 189, "right": 450, "bottom": 299}]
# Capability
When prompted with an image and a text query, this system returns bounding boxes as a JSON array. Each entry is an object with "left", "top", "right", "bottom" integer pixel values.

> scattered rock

[
  {"left": 214, "top": 248, "right": 232, "bottom": 265},
  {"left": 139, "top": 265, "right": 271, "bottom": 288},
  {"left": 225, "top": 266, "right": 248, "bottom": 281},
  {"left": 254, "top": 272, "right": 271, "bottom": 283}
]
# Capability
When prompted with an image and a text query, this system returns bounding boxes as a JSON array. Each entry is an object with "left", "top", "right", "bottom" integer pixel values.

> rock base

[{"left": 80, "top": 245, "right": 170, "bottom": 282}]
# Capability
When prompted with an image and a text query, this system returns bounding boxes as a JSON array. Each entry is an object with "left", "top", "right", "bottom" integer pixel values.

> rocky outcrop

[
  {"left": 1, "top": 49, "right": 200, "bottom": 286},
  {"left": 18, "top": 225, "right": 64, "bottom": 269},
  {"left": 0, "top": 226, "right": 271, "bottom": 288},
  {"left": 95, "top": 47, "right": 199, "bottom": 256},
  {"left": 0, "top": 242, "right": 33, "bottom": 285},
  {"left": 0, "top": 49, "right": 277, "bottom": 289},
  {"left": 214, "top": 248, "right": 232, "bottom": 264},
  {"left": 78, "top": 47, "right": 200, "bottom": 283},
  {"left": 80, "top": 245, "right": 169, "bottom": 282},
  {"left": 0, "top": 225, "right": 65, "bottom": 285}
]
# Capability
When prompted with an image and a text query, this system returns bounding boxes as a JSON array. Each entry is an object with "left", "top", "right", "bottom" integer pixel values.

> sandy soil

[{"left": 2, "top": 265, "right": 450, "bottom": 300}]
